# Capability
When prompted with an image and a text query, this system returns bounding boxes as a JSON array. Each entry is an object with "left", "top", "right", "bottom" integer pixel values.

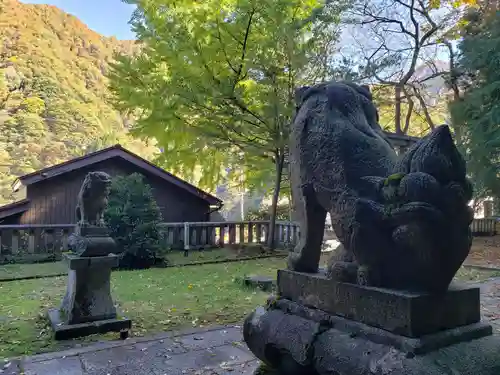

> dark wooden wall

[
  {"left": 0, "top": 213, "right": 24, "bottom": 225},
  {"left": 17, "top": 158, "right": 211, "bottom": 224}
]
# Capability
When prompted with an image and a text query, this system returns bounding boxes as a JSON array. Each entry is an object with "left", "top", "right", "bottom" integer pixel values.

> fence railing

[
  {"left": 157, "top": 221, "right": 300, "bottom": 250},
  {"left": 0, "top": 218, "right": 496, "bottom": 264},
  {"left": 0, "top": 221, "right": 300, "bottom": 264},
  {"left": 471, "top": 218, "right": 497, "bottom": 236},
  {"left": 0, "top": 224, "right": 74, "bottom": 263}
]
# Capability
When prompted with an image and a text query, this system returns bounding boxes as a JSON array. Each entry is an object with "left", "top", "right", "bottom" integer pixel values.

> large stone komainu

[{"left": 287, "top": 81, "right": 473, "bottom": 293}]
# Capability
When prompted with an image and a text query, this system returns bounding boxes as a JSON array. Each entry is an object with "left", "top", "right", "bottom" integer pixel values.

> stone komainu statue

[
  {"left": 75, "top": 171, "right": 112, "bottom": 226},
  {"left": 288, "top": 81, "right": 473, "bottom": 293}
]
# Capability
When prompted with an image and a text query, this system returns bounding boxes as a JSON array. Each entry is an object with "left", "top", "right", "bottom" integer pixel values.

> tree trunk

[
  {"left": 394, "top": 85, "right": 403, "bottom": 134},
  {"left": 268, "top": 150, "right": 285, "bottom": 250}
]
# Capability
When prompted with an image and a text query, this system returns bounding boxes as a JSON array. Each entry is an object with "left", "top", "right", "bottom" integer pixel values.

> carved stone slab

[{"left": 277, "top": 269, "right": 481, "bottom": 338}]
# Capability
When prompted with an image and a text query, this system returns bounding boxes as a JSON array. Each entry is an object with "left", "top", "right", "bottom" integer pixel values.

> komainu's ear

[
  {"left": 294, "top": 86, "right": 310, "bottom": 107},
  {"left": 361, "top": 85, "right": 371, "bottom": 94}
]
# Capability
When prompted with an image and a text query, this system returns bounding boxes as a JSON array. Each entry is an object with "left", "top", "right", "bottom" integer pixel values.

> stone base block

[
  {"left": 273, "top": 298, "right": 492, "bottom": 354},
  {"left": 244, "top": 275, "right": 275, "bottom": 292},
  {"left": 60, "top": 254, "right": 119, "bottom": 324},
  {"left": 243, "top": 302, "right": 499, "bottom": 375},
  {"left": 48, "top": 308, "right": 131, "bottom": 341},
  {"left": 278, "top": 269, "right": 481, "bottom": 337}
]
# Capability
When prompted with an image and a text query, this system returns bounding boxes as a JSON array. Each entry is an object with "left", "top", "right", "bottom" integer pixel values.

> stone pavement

[
  {"left": 2, "top": 325, "right": 259, "bottom": 375},
  {"left": 3, "top": 277, "right": 500, "bottom": 375},
  {"left": 477, "top": 277, "right": 500, "bottom": 332}
]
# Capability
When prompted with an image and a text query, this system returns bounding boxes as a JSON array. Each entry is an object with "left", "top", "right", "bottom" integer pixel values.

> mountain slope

[{"left": 0, "top": 0, "right": 157, "bottom": 204}]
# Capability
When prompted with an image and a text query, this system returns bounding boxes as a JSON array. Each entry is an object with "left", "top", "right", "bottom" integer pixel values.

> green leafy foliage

[
  {"left": 104, "top": 173, "right": 164, "bottom": 270},
  {"left": 0, "top": 0, "right": 157, "bottom": 204},
  {"left": 109, "top": 0, "right": 345, "bottom": 248},
  {"left": 245, "top": 202, "right": 291, "bottom": 221},
  {"left": 109, "top": 0, "right": 344, "bottom": 193},
  {"left": 449, "top": 9, "right": 500, "bottom": 201}
]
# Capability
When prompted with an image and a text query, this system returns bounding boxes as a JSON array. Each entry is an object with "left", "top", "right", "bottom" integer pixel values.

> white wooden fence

[
  {"left": 0, "top": 218, "right": 496, "bottom": 264},
  {"left": 0, "top": 221, "right": 300, "bottom": 263}
]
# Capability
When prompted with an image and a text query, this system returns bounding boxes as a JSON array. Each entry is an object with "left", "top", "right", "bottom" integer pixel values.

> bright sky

[{"left": 21, "top": 0, "right": 137, "bottom": 40}]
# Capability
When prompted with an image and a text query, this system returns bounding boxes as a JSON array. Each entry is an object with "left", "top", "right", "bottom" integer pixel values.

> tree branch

[{"left": 402, "top": 85, "right": 414, "bottom": 133}]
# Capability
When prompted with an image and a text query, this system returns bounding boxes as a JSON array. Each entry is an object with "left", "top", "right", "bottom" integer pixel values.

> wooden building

[{"left": 0, "top": 145, "right": 223, "bottom": 225}]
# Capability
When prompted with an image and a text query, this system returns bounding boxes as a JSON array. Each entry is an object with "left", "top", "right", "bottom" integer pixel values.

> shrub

[
  {"left": 104, "top": 173, "right": 164, "bottom": 269},
  {"left": 245, "top": 203, "right": 290, "bottom": 222}
]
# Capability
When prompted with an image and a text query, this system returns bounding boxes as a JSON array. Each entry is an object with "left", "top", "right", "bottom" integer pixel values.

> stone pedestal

[
  {"left": 48, "top": 254, "right": 131, "bottom": 340},
  {"left": 68, "top": 225, "right": 117, "bottom": 257},
  {"left": 243, "top": 270, "right": 500, "bottom": 375}
]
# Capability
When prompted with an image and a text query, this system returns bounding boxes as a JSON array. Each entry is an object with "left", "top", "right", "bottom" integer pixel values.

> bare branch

[{"left": 411, "top": 86, "right": 436, "bottom": 130}]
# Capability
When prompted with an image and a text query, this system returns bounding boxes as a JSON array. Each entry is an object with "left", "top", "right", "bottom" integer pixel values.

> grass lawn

[
  {"left": 0, "top": 246, "right": 286, "bottom": 281},
  {"left": 0, "top": 255, "right": 498, "bottom": 360},
  {"left": 0, "top": 261, "right": 67, "bottom": 281},
  {"left": 467, "top": 235, "right": 500, "bottom": 268},
  {"left": 0, "top": 257, "right": 286, "bottom": 360}
]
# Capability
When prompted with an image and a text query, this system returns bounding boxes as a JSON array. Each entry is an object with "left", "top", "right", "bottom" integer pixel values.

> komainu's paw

[
  {"left": 326, "top": 261, "right": 358, "bottom": 283},
  {"left": 287, "top": 252, "right": 319, "bottom": 273},
  {"left": 357, "top": 265, "right": 382, "bottom": 286},
  {"left": 357, "top": 265, "right": 374, "bottom": 286}
]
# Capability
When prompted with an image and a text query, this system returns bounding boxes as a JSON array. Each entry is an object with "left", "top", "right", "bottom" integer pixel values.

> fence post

[
  {"left": 11, "top": 229, "right": 19, "bottom": 255},
  {"left": 183, "top": 222, "right": 190, "bottom": 251},
  {"left": 248, "top": 222, "right": 253, "bottom": 243},
  {"left": 229, "top": 224, "right": 236, "bottom": 244},
  {"left": 28, "top": 228, "right": 35, "bottom": 254},
  {"left": 239, "top": 223, "right": 245, "bottom": 244}
]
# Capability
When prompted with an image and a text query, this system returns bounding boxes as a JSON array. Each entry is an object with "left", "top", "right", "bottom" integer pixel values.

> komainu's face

[{"left": 88, "top": 171, "right": 112, "bottom": 190}]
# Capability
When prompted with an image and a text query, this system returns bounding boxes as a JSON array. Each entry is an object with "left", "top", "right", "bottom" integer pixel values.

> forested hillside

[{"left": 0, "top": 0, "right": 158, "bottom": 204}]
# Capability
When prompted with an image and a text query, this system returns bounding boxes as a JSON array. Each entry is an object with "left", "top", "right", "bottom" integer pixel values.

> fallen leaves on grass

[{"left": 466, "top": 236, "right": 500, "bottom": 268}]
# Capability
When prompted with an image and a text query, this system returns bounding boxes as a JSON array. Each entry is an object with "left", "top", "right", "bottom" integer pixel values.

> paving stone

[
  {"left": 479, "top": 278, "right": 500, "bottom": 332},
  {"left": 23, "top": 357, "right": 84, "bottom": 375},
  {"left": 168, "top": 325, "right": 233, "bottom": 339},
  {"left": 151, "top": 344, "right": 254, "bottom": 375},
  {"left": 175, "top": 327, "right": 243, "bottom": 350},
  {"left": 213, "top": 360, "right": 261, "bottom": 374},
  {"left": 85, "top": 362, "right": 159, "bottom": 375},
  {"left": 134, "top": 338, "right": 188, "bottom": 359},
  {"left": 0, "top": 360, "right": 22, "bottom": 375},
  {"left": 80, "top": 345, "right": 147, "bottom": 371},
  {"left": 229, "top": 340, "right": 250, "bottom": 352},
  {"left": 26, "top": 340, "right": 132, "bottom": 364}
]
